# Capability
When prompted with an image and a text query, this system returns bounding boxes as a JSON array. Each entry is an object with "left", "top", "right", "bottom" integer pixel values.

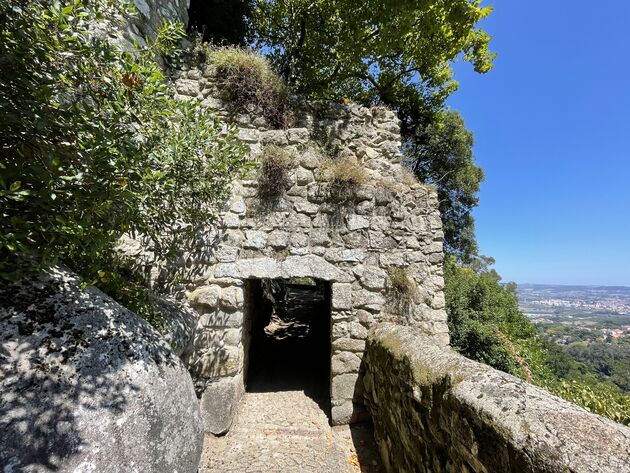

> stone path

[
  {"left": 199, "top": 390, "right": 383, "bottom": 473},
  {"left": 200, "top": 283, "right": 383, "bottom": 473}
]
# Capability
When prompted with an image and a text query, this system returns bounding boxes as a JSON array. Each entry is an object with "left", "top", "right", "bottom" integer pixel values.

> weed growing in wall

[
  {"left": 386, "top": 267, "right": 418, "bottom": 316},
  {"left": 322, "top": 157, "right": 368, "bottom": 204},
  {"left": 200, "top": 45, "right": 295, "bottom": 129},
  {"left": 319, "top": 156, "right": 368, "bottom": 226},
  {"left": 256, "top": 145, "right": 292, "bottom": 211}
]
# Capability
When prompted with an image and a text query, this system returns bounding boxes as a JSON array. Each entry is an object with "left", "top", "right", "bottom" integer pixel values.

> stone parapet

[{"left": 363, "top": 323, "right": 630, "bottom": 473}]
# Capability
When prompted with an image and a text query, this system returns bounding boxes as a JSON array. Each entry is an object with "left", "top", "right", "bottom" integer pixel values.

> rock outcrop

[{"left": 0, "top": 266, "right": 203, "bottom": 473}]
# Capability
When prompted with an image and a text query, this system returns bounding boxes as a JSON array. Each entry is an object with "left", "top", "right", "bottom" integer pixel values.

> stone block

[
  {"left": 191, "top": 345, "right": 241, "bottom": 379},
  {"left": 197, "top": 309, "right": 242, "bottom": 328},
  {"left": 356, "top": 200, "right": 375, "bottom": 215},
  {"left": 332, "top": 283, "right": 352, "bottom": 310},
  {"left": 287, "top": 127, "right": 309, "bottom": 144},
  {"left": 294, "top": 200, "right": 319, "bottom": 215},
  {"left": 332, "top": 338, "right": 366, "bottom": 353},
  {"left": 332, "top": 373, "right": 361, "bottom": 400},
  {"left": 346, "top": 215, "right": 369, "bottom": 231},
  {"left": 309, "top": 229, "right": 330, "bottom": 246},
  {"left": 359, "top": 267, "right": 387, "bottom": 291},
  {"left": 243, "top": 230, "right": 267, "bottom": 249},
  {"left": 200, "top": 376, "right": 242, "bottom": 435},
  {"left": 214, "top": 246, "right": 239, "bottom": 263},
  {"left": 237, "top": 128, "right": 260, "bottom": 143},
  {"left": 347, "top": 322, "right": 369, "bottom": 340},
  {"left": 332, "top": 351, "right": 362, "bottom": 375},
  {"left": 331, "top": 401, "right": 369, "bottom": 425},
  {"left": 188, "top": 285, "right": 221, "bottom": 308},
  {"left": 353, "top": 290, "right": 385, "bottom": 313},
  {"left": 268, "top": 230, "right": 289, "bottom": 249},
  {"left": 229, "top": 197, "right": 246, "bottom": 215},
  {"left": 325, "top": 249, "right": 365, "bottom": 263},
  {"left": 260, "top": 130, "right": 288, "bottom": 146},
  {"left": 295, "top": 167, "right": 315, "bottom": 185},
  {"left": 287, "top": 184, "right": 307, "bottom": 197},
  {"left": 220, "top": 286, "right": 244, "bottom": 311}
]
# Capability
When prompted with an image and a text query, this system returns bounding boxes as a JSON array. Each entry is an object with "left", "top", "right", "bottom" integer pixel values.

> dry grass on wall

[
  {"left": 205, "top": 46, "right": 295, "bottom": 129},
  {"left": 255, "top": 145, "right": 293, "bottom": 211}
]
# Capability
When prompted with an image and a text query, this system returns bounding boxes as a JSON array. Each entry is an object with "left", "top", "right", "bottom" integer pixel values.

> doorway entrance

[{"left": 244, "top": 278, "right": 332, "bottom": 413}]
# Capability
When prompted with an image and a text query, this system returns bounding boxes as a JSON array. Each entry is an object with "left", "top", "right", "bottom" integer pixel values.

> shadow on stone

[{"left": 0, "top": 266, "right": 203, "bottom": 472}]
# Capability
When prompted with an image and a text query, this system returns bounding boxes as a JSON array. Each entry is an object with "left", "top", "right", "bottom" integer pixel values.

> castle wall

[
  {"left": 364, "top": 324, "right": 630, "bottom": 473},
  {"left": 172, "top": 65, "right": 448, "bottom": 426}
]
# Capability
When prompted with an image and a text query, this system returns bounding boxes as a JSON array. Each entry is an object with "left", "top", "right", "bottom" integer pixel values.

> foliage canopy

[
  {"left": 250, "top": 0, "right": 495, "bottom": 103},
  {"left": 445, "top": 255, "right": 630, "bottom": 425},
  {"left": 0, "top": 0, "right": 249, "bottom": 279}
]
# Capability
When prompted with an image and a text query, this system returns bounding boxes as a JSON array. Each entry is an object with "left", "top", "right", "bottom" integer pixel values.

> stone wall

[
  {"left": 363, "top": 324, "right": 630, "bottom": 473},
  {"left": 98, "top": 0, "right": 189, "bottom": 48},
  {"left": 171, "top": 64, "right": 448, "bottom": 427}
]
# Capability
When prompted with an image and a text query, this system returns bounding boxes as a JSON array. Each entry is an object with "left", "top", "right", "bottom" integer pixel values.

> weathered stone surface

[
  {"left": 189, "top": 345, "right": 241, "bottom": 379},
  {"left": 286, "top": 127, "right": 309, "bottom": 144},
  {"left": 332, "top": 351, "right": 362, "bottom": 374},
  {"left": 364, "top": 323, "right": 630, "bottom": 473},
  {"left": 188, "top": 285, "right": 221, "bottom": 308},
  {"left": 149, "top": 293, "right": 199, "bottom": 357},
  {"left": 332, "top": 373, "right": 361, "bottom": 400},
  {"left": 219, "top": 286, "right": 244, "bottom": 311},
  {"left": 346, "top": 215, "right": 370, "bottom": 231},
  {"left": 333, "top": 337, "right": 367, "bottom": 353},
  {"left": 0, "top": 266, "right": 203, "bottom": 473},
  {"left": 332, "top": 283, "right": 352, "bottom": 310},
  {"left": 201, "top": 376, "right": 242, "bottom": 435}
]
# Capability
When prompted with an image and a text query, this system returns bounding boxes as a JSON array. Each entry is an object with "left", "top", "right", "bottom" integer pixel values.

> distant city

[{"left": 517, "top": 284, "right": 630, "bottom": 342}]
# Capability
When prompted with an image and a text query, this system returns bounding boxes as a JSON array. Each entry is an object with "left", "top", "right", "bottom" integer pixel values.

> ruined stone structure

[
  {"left": 3, "top": 2, "right": 630, "bottom": 472},
  {"left": 172, "top": 64, "right": 449, "bottom": 427}
]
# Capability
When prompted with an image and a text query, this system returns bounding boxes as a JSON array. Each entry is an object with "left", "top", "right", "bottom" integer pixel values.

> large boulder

[{"left": 0, "top": 266, "right": 204, "bottom": 472}]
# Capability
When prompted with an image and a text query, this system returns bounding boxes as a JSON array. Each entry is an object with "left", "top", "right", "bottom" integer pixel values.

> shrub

[
  {"left": 0, "top": 0, "right": 250, "bottom": 282},
  {"left": 256, "top": 145, "right": 292, "bottom": 207},
  {"left": 206, "top": 46, "right": 294, "bottom": 129},
  {"left": 544, "top": 379, "right": 630, "bottom": 426}
]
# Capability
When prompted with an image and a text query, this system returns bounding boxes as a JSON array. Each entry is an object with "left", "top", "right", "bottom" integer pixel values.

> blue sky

[{"left": 447, "top": 0, "right": 630, "bottom": 286}]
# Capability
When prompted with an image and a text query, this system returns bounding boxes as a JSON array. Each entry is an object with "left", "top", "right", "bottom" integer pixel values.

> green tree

[
  {"left": 250, "top": 0, "right": 494, "bottom": 102},
  {"left": 408, "top": 111, "right": 484, "bottom": 261},
  {"left": 0, "top": 0, "right": 249, "bottom": 280},
  {"left": 444, "top": 254, "right": 537, "bottom": 376}
]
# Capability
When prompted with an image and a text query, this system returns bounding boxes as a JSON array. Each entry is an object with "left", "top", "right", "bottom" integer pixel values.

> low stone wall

[{"left": 363, "top": 324, "right": 630, "bottom": 473}]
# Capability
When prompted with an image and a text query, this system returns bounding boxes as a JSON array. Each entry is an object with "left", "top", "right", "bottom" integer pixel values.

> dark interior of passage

[{"left": 245, "top": 278, "right": 331, "bottom": 403}]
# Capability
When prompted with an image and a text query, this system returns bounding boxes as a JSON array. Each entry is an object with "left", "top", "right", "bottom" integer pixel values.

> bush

[
  {"left": 206, "top": 46, "right": 294, "bottom": 129},
  {"left": 0, "top": 0, "right": 249, "bottom": 281},
  {"left": 256, "top": 145, "right": 292, "bottom": 208},
  {"left": 544, "top": 379, "right": 630, "bottom": 426}
]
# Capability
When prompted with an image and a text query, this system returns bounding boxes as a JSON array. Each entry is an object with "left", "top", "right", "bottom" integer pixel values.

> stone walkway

[
  {"left": 199, "top": 390, "right": 383, "bottom": 473},
  {"left": 199, "top": 283, "right": 383, "bottom": 473}
]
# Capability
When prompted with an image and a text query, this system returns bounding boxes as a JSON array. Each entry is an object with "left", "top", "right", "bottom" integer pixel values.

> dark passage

[
  {"left": 245, "top": 279, "right": 331, "bottom": 408},
  {"left": 187, "top": 0, "right": 250, "bottom": 45}
]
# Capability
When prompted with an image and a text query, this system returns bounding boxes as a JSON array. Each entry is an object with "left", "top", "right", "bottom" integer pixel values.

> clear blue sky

[{"left": 447, "top": 0, "right": 630, "bottom": 286}]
